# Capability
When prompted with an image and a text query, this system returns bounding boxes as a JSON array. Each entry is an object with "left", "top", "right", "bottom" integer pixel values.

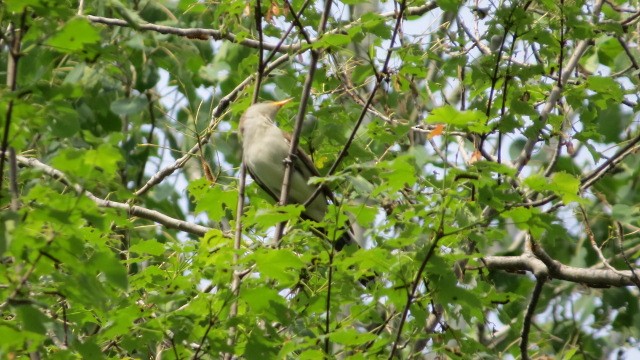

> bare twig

[
  {"left": 580, "top": 132, "right": 640, "bottom": 191},
  {"left": 86, "top": 2, "right": 437, "bottom": 55},
  {"left": 520, "top": 276, "right": 546, "bottom": 360},
  {"left": 0, "top": 12, "right": 26, "bottom": 202},
  {"left": 251, "top": 0, "right": 265, "bottom": 104},
  {"left": 614, "top": 221, "right": 640, "bottom": 291},
  {"left": 224, "top": 164, "right": 247, "bottom": 360},
  {"left": 283, "top": 0, "right": 313, "bottom": 45},
  {"left": 193, "top": 315, "right": 217, "bottom": 359},
  {"left": 579, "top": 205, "right": 628, "bottom": 276},
  {"left": 8, "top": 147, "right": 20, "bottom": 210},
  {"left": 389, "top": 230, "right": 443, "bottom": 359},
  {"left": 520, "top": 131, "right": 640, "bottom": 209},
  {"left": 263, "top": 0, "right": 312, "bottom": 66},
  {"left": 87, "top": 15, "right": 297, "bottom": 53}
]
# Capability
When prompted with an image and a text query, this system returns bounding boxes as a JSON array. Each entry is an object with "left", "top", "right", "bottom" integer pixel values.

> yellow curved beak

[{"left": 272, "top": 98, "right": 293, "bottom": 107}]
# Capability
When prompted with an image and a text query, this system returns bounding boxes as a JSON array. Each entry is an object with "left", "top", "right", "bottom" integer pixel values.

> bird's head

[{"left": 239, "top": 99, "right": 293, "bottom": 138}]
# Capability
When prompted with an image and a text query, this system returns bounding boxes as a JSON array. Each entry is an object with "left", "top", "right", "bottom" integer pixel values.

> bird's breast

[{"left": 243, "top": 126, "right": 289, "bottom": 189}]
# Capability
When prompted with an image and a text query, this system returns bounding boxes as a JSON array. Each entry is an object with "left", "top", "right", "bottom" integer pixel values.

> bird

[{"left": 238, "top": 99, "right": 354, "bottom": 250}]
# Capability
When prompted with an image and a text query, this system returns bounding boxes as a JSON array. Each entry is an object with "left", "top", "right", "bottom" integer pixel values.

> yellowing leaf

[{"left": 428, "top": 124, "right": 445, "bottom": 139}]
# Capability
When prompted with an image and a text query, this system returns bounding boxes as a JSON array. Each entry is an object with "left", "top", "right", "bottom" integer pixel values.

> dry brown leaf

[{"left": 469, "top": 149, "right": 482, "bottom": 164}]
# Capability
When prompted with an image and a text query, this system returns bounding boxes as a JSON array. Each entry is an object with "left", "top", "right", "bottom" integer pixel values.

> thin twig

[
  {"left": 193, "top": 315, "right": 217, "bottom": 359},
  {"left": 0, "top": 251, "right": 45, "bottom": 311},
  {"left": 135, "top": 90, "right": 158, "bottom": 188},
  {"left": 614, "top": 221, "right": 640, "bottom": 291},
  {"left": 579, "top": 205, "right": 627, "bottom": 276},
  {"left": 87, "top": 15, "right": 297, "bottom": 53},
  {"left": 252, "top": 0, "right": 265, "bottom": 104},
  {"left": 8, "top": 147, "right": 20, "bottom": 210},
  {"left": 283, "top": 0, "right": 313, "bottom": 45},
  {"left": 520, "top": 276, "right": 546, "bottom": 360},
  {"left": 580, "top": 132, "right": 640, "bottom": 190},
  {"left": 86, "top": 3, "right": 437, "bottom": 55},
  {"left": 0, "top": 12, "right": 26, "bottom": 202},
  {"left": 224, "top": 164, "right": 246, "bottom": 360},
  {"left": 389, "top": 230, "right": 444, "bottom": 359},
  {"left": 616, "top": 36, "right": 640, "bottom": 80}
]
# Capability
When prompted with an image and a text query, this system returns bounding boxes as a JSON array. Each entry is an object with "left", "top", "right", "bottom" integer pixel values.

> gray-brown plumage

[{"left": 238, "top": 99, "right": 353, "bottom": 249}]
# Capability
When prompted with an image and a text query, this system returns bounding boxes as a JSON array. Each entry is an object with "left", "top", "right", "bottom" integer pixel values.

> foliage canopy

[{"left": 1, "top": 0, "right": 640, "bottom": 358}]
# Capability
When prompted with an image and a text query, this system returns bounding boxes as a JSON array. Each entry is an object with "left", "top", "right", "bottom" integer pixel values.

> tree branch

[
  {"left": 86, "top": 15, "right": 297, "bottom": 53},
  {"left": 86, "top": 2, "right": 437, "bottom": 55},
  {"left": 0, "top": 12, "right": 26, "bottom": 202},
  {"left": 520, "top": 276, "right": 546, "bottom": 360},
  {"left": 481, "top": 254, "right": 639, "bottom": 287},
  {"left": 16, "top": 156, "right": 211, "bottom": 236}
]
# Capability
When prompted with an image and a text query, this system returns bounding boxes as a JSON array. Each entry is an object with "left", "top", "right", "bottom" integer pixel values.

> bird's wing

[
  {"left": 245, "top": 165, "right": 281, "bottom": 203},
  {"left": 282, "top": 131, "right": 337, "bottom": 203}
]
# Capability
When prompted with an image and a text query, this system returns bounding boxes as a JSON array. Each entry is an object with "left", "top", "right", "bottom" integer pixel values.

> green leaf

[
  {"left": 377, "top": 155, "right": 417, "bottom": 193},
  {"left": 299, "top": 350, "right": 326, "bottom": 360},
  {"left": 18, "top": 306, "right": 49, "bottom": 335},
  {"left": 426, "top": 105, "right": 490, "bottom": 133},
  {"left": 46, "top": 18, "right": 101, "bottom": 52},
  {"left": 75, "top": 339, "right": 105, "bottom": 359},
  {"left": 110, "top": 97, "right": 149, "bottom": 116},
  {"left": 524, "top": 173, "right": 549, "bottom": 192},
  {"left": 501, "top": 207, "right": 534, "bottom": 229},
  {"left": 550, "top": 172, "right": 581, "bottom": 204},
  {"left": 189, "top": 178, "right": 238, "bottom": 221},
  {"left": 437, "top": 0, "right": 461, "bottom": 12},
  {"left": 586, "top": 76, "right": 624, "bottom": 103},
  {"left": 251, "top": 248, "right": 305, "bottom": 285},
  {"left": 329, "top": 328, "right": 377, "bottom": 345},
  {"left": 361, "top": 12, "right": 391, "bottom": 39},
  {"left": 244, "top": 330, "right": 279, "bottom": 358},
  {"left": 129, "top": 240, "right": 166, "bottom": 256},
  {"left": 5, "top": 0, "right": 43, "bottom": 12},
  {"left": 92, "top": 251, "right": 128, "bottom": 290},
  {"left": 313, "top": 34, "right": 351, "bottom": 49},
  {"left": 247, "top": 204, "right": 304, "bottom": 229},
  {"left": 101, "top": 305, "right": 140, "bottom": 338},
  {"left": 84, "top": 143, "right": 124, "bottom": 175},
  {"left": 51, "top": 107, "right": 80, "bottom": 137},
  {"left": 0, "top": 325, "right": 30, "bottom": 351},
  {"left": 241, "top": 287, "right": 287, "bottom": 314}
]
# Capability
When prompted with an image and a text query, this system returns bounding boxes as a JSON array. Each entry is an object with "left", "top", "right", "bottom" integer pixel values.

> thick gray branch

[{"left": 483, "top": 254, "right": 638, "bottom": 287}]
